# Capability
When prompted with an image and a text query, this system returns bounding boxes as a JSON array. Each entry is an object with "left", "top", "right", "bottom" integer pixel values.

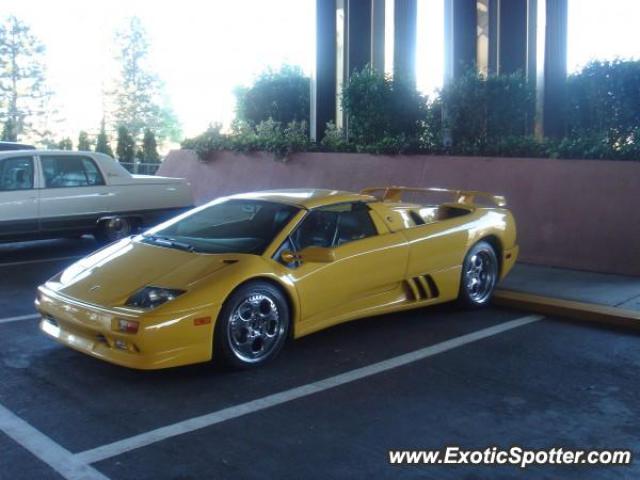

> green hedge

[
  {"left": 439, "top": 71, "right": 534, "bottom": 148},
  {"left": 181, "top": 119, "right": 310, "bottom": 161},
  {"left": 563, "top": 60, "right": 640, "bottom": 160},
  {"left": 340, "top": 67, "right": 427, "bottom": 152},
  {"left": 234, "top": 65, "right": 309, "bottom": 126},
  {"left": 184, "top": 62, "right": 640, "bottom": 161}
]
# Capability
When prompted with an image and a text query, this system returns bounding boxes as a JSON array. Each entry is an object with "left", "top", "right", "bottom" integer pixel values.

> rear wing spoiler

[{"left": 360, "top": 186, "right": 507, "bottom": 207}]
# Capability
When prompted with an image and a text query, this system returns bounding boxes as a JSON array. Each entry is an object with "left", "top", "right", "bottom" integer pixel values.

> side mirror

[
  {"left": 280, "top": 250, "right": 297, "bottom": 264},
  {"left": 298, "top": 246, "right": 336, "bottom": 263}
]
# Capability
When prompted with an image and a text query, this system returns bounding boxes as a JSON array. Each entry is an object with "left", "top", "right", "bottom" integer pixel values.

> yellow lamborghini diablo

[{"left": 36, "top": 187, "right": 518, "bottom": 369}]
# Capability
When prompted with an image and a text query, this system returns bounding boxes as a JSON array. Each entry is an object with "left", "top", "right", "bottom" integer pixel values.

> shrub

[
  {"left": 181, "top": 123, "right": 227, "bottom": 159},
  {"left": 235, "top": 65, "right": 310, "bottom": 126},
  {"left": 184, "top": 60, "right": 640, "bottom": 161},
  {"left": 421, "top": 99, "right": 444, "bottom": 151},
  {"left": 252, "top": 118, "right": 310, "bottom": 160},
  {"left": 552, "top": 131, "right": 640, "bottom": 161},
  {"left": 95, "top": 119, "right": 114, "bottom": 157},
  {"left": 566, "top": 60, "right": 640, "bottom": 156},
  {"left": 341, "top": 66, "right": 427, "bottom": 151},
  {"left": 181, "top": 119, "right": 310, "bottom": 161},
  {"left": 77, "top": 131, "right": 91, "bottom": 151},
  {"left": 320, "top": 121, "right": 353, "bottom": 152},
  {"left": 281, "top": 120, "right": 311, "bottom": 158},
  {"left": 440, "top": 70, "right": 534, "bottom": 148},
  {"left": 116, "top": 125, "right": 136, "bottom": 162},
  {"left": 142, "top": 129, "right": 160, "bottom": 163},
  {"left": 57, "top": 137, "right": 73, "bottom": 150}
]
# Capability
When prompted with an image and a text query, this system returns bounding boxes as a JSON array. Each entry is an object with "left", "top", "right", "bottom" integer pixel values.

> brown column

[{"left": 311, "top": 0, "right": 337, "bottom": 141}]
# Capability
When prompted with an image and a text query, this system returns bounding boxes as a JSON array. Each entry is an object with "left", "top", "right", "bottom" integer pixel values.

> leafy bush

[
  {"left": 319, "top": 122, "right": 354, "bottom": 152},
  {"left": 566, "top": 60, "right": 640, "bottom": 158},
  {"left": 185, "top": 60, "right": 640, "bottom": 161},
  {"left": 440, "top": 70, "right": 534, "bottom": 149},
  {"left": 341, "top": 66, "right": 427, "bottom": 151},
  {"left": 142, "top": 129, "right": 161, "bottom": 163},
  {"left": 181, "top": 123, "right": 228, "bottom": 158},
  {"left": 552, "top": 131, "right": 640, "bottom": 161},
  {"left": 181, "top": 119, "right": 309, "bottom": 161},
  {"left": 235, "top": 65, "right": 310, "bottom": 126}
]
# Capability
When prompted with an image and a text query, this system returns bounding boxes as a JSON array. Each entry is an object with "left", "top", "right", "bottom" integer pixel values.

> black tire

[
  {"left": 458, "top": 241, "right": 499, "bottom": 308},
  {"left": 214, "top": 281, "right": 290, "bottom": 369},
  {"left": 94, "top": 217, "right": 132, "bottom": 243}
]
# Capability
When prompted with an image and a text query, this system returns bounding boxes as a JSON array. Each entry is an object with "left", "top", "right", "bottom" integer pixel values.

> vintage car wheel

[
  {"left": 95, "top": 217, "right": 132, "bottom": 243},
  {"left": 215, "top": 281, "right": 290, "bottom": 368},
  {"left": 459, "top": 241, "right": 498, "bottom": 308}
]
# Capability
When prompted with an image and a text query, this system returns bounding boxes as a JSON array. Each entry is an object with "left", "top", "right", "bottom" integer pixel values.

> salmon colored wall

[{"left": 158, "top": 150, "right": 640, "bottom": 276}]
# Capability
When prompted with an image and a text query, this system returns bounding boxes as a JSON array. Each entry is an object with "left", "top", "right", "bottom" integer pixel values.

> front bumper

[{"left": 36, "top": 286, "right": 222, "bottom": 370}]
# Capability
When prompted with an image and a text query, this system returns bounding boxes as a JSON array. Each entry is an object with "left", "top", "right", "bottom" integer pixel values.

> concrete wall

[{"left": 158, "top": 150, "right": 640, "bottom": 276}]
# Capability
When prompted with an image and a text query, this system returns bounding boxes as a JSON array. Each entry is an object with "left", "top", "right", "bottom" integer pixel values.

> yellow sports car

[{"left": 36, "top": 187, "right": 518, "bottom": 369}]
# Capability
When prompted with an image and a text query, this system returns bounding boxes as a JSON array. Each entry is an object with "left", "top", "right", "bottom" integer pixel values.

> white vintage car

[{"left": 0, "top": 150, "right": 194, "bottom": 243}]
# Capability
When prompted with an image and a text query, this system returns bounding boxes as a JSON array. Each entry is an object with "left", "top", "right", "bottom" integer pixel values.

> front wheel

[
  {"left": 458, "top": 241, "right": 498, "bottom": 308},
  {"left": 215, "top": 281, "right": 290, "bottom": 369}
]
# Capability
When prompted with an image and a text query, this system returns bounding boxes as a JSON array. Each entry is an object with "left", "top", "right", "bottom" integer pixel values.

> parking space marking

[
  {"left": 0, "top": 255, "right": 81, "bottom": 268},
  {"left": 75, "top": 314, "right": 544, "bottom": 464},
  {"left": 0, "top": 313, "right": 40, "bottom": 325},
  {"left": 0, "top": 403, "right": 110, "bottom": 480}
]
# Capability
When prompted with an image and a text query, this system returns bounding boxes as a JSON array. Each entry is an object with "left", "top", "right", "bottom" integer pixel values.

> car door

[
  {"left": 0, "top": 155, "right": 38, "bottom": 239},
  {"left": 400, "top": 212, "right": 473, "bottom": 302},
  {"left": 283, "top": 202, "right": 408, "bottom": 332},
  {"left": 38, "top": 154, "right": 112, "bottom": 234}
]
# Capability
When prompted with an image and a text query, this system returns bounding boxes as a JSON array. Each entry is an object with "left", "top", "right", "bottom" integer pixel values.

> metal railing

[{"left": 119, "top": 162, "right": 161, "bottom": 176}]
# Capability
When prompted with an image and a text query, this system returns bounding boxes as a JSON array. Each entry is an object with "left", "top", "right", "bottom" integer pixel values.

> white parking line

[
  {"left": 0, "top": 313, "right": 40, "bottom": 325},
  {"left": 0, "top": 255, "right": 81, "bottom": 267},
  {"left": 76, "top": 314, "right": 544, "bottom": 464},
  {"left": 0, "top": 403, "right": 110, "bottom": 480}
]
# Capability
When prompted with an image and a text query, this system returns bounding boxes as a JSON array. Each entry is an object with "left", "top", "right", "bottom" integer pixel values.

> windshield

[{"left": 141, "top": 199, "right": 299, "bottom": 254}]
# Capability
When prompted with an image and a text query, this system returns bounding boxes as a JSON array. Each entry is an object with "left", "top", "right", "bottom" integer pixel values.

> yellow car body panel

[{"left": 36, "top": 187, "right": 518, "bottom": 369}]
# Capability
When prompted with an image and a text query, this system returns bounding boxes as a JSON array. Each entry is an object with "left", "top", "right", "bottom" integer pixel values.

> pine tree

[
  {"left": 1, "top": 118, "right": 17, "bottom": 141},
  {"left": 142, "top": 129, "right": 160, "bottom": 163},
  {"left": 95, "top": 119, "right": 114, "bottom": 157},
  {"left": 108, "top": 17, "right": 181, "bottom": 143},
  {"left": 116, "top": 125, "right": 135, "bottom": 163},
  {"left": 0, "top": 16, "right": 53, "bottom": 141},
  {"left": 57, "top": 137, "right": 72, "bottom": 150},
  {"left": 77, "top": 130, "right": 91, "bottom": 151}
]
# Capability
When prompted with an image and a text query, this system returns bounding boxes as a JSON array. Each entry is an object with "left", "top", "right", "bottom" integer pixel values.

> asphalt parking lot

[{"left": 0, "top": 239, "right": 639, "bottom": 480}]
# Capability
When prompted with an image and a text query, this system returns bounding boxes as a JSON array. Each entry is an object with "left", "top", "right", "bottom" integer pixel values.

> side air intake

[{"left": 404, "top": 275, "right": 440, "bottom": 302}]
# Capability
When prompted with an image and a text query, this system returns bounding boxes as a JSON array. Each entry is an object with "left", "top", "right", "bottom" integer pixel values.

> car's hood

[{"left": 48, "top": 238, "right": 235, "bottom": 307}]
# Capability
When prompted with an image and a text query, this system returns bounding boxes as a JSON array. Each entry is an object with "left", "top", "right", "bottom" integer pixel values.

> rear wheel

[
  {"left": 458, "top": 241, "right": 498, "bottom": 308},
  {"left": 215, "top": 281, "right": 290, "bottom": 369},
  {"left": 95, "top": 217, "right": 132, "bottom": 243}
]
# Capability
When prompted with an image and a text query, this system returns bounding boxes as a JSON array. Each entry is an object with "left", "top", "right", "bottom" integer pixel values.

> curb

[{"left": 493, "top": 289, "right": 640, "bottom": 330}]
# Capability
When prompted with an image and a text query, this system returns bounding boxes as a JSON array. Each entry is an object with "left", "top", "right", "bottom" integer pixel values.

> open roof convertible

[{"left": 36, "top": 186, "right": 518, "bottom": 369}]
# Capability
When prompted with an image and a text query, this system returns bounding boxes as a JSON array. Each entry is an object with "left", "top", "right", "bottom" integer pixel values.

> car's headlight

[{"left": 125, "top": 286, "right": 185, "bottom": 309}]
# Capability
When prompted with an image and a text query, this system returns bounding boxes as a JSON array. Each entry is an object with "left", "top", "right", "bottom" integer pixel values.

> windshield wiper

[{"left": 143, "top": 235, "right": 196, "bottom": 252}]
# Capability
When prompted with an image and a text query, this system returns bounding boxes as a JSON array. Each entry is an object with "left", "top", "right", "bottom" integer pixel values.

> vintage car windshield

[{"left": 141, "top": 199, "right": 299, "bottom": 254}]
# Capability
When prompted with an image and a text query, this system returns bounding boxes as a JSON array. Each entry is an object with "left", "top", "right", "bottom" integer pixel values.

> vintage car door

[
  {"left": 37, "top": 154, "right": 113, "bottom": 234},
  {"left": 283, "top": 202, "right": 409, "bottom": 332},
  {"left": 0, "top": 154, "right": 39, "bottom": 239}
]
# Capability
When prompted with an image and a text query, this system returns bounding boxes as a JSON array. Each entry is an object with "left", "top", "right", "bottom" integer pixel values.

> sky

[
  {"left": 5, "top": 0, "right": 315, "bottom": 139},
  {"left": 567, "top": 0, "right": 640, "bottom": 71},
  {"left": 3, "top": 0, "right": 640, "bottom": 141}
]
